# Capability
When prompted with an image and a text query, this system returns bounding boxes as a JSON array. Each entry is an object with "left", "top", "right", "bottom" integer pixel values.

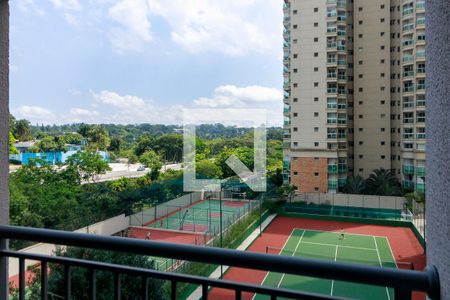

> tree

[
  {"left": 37, "top": 136, "right": 66, "bottom": 152},
  {"left": 64, "top": 132, "right": 84, "bottom": 145},
  {"left": 343, "top": 175, "right": 366, "bottom": 194},
  {"left": 195, "top": 159, "right": 223, "bottom": 179},
  {"left": 108, "top": 136, "right": 123, "bottom": 152},
  {"left": 14, "top": 119, "right": 32, "bottom": 141},
  {"left": 45, "top": 247, "right": 165, "bottom": 299},
  {"left": 87, "top": 126, "right": 110, "bottom": 151},
  {"left": 66, "top": 151, "right": 111, "bottom": 183},
  {"left": 215, "top": 147, "right": 254, "bottom": 178},
  {"left": 140, "top": 150, "right": 163, "bottom": 181},
  {"left": 9, "top": 132, "right": 18, "bottom": 154},
  {"left": 134, "top": 136, "right": 155, "bottom": 156},
  {"left": 366, "top": 168, "right": 402, "bottom": 196},
  {"left": 278, "top": 184, "right": 297, "bottom": 202}
]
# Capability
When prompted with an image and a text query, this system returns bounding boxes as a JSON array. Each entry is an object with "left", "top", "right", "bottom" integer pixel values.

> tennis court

[
  {"left": 254, "top": 228, "right": 398, "bottom": 300},
  {"left": 146, "top": 199, "right": 257, "bottom": 234}
]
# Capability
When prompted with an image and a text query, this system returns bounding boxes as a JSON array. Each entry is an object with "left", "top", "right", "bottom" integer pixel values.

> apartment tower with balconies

[{"left": 283, "top": 0, "right": 426, "bottom": 193}]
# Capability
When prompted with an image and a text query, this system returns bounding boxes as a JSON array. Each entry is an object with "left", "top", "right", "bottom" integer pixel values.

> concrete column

[
  {"left": 426, "top": 0, "right": 450, "bottom": 299},
  {"left": 0, "top": 1, "right": 8, "bottom": 299}
]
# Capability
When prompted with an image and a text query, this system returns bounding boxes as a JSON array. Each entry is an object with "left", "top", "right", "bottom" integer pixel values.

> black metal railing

[{"left": 0, "top": 225, "right": 441, "bottom": 300}]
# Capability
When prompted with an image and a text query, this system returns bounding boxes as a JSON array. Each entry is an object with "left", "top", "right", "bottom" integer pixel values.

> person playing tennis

[
  {"left": 146, "top": 232, "right": 152, "bottom": 240},
  {"left": 339, "top": 228, "right": 345, "bottom": 240}
]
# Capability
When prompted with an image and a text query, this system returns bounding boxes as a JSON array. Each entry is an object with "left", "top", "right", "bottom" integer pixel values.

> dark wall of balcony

[
  {"left": 0, "top": 2, "right": 9, "bottom": 299},
  {"left": 426, "top": 0, "right": 450, "bottom": 299}
]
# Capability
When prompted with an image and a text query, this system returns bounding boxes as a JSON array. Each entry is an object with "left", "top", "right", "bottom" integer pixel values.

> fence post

[{"left": 0, "top": 238, "right": 8, "bottom": 300}]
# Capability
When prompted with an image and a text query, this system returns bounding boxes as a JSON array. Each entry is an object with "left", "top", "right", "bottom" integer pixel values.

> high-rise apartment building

[{"left": 282, "top": 0, "right": 426, "bottom": 193}]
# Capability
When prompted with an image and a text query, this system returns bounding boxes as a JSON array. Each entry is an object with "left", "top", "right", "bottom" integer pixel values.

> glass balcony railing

[
  {"left": 337, "top": 45, "right": 346, "bottom": 51},
  {"left": 337, "top": 60, "right": 347, "bottom": 66},
  {"left": 327, "top": 27, "right": 337, "bottom": 33},
  {"left": 402, "top": 40, "right": 414, "bottom": 47},
  {"left": 416, "top": 166, "right": 426, "bottom": 176},
  {"left": 327, "top": 59, "right": 337, "bottom": 64},
  {"left": 403, "top": 101, "right": 414, "bottom": 108},
  {"left": 328, "top": 180, "right": 339, "bottom": 189},
  {"left": 338, "top": 165, "right": 347, "bottom": 173},
  {"left": 416, "top": 182, "right": 425, "bottom": 192},
  {"left": 327, "top": 11, "right": 337, "bottom": 18},
  {"left": 338, "top": 178, "right": 347, "bottom": 187},
  {"left": 337, "top": 103, "right": 346, "bottom": 109},
  {"left": 337, "top": 118, "right": 347, "bottom": 124},
  {"left": 403, "top": 133, "right": 414, "bottom": 139},
  {"left": 328, "top": 133, "right": 337, "bottom": 139},
  {"left": 403, "top": 23, "right": 414, "bottom": 31},
  {"left": 416, "top": 51, "right": 426, "bottom": 58},
  {"left": 337, "top": 30, "right": 346, "bottom": 36},
  {"left": 403, "top": 55, "right": 415, "bottom": 63},
  {"left": 327, "top": 0, "right": 337, "bottom": 3},
  {"left": 403, "top": 71, "right": 414, "bottom": 77},
  {"left": 416, "top": 18, "right": 425, "bottom": 26},
  {"left": 327, "top": 43, "right": 337, "bottom": 49},
  {"left": 327, "top": 73, "right": 337, "bottom": 79},
  {"left": 403, "top": 86, "right": 415, "bottom": 92},
  {"left": 403, "top": 165, "right": 415, "bottom": 175},
  {"left": 327, "top": 88, "right": 338, "bottom": 94},
  {"left": 403, "top": 180, "right": 415, "bottom": 189},
  {"left": 328, "top": 165, "right": 338, "bottom": 174},
  {"left": 416, "top": 1, "right": 425, "bottom": 9},
  {"left": 416, "top": 99, "right": 426, "bottom": 106},
  {"left": 402, "top": 7, "right": 414, "bottom": 16},
  {"left": 327, "top": 118, "right": 338, "bottom": 124},
  {"left": 403, "top": 117, "right": 414, "bottom": 124},
  {"left": 417, "top": 83, "right": 425, "bottom": 90}
]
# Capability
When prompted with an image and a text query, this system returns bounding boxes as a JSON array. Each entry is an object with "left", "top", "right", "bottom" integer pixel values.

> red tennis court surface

[
  {"left": 209, "top": 216, "right": 426, "bottom": 300},
  {"left": 128, "top": 227, "right": 210, "bottom": 245},
  {"left": 223, "top": 201, "right": 247, "bottom": 208}
]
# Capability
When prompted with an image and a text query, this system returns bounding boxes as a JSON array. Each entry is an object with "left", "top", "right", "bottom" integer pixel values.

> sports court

[
  {"left": 145, "top": 199, "right": 256, "bottom": 234},
  {"left": 254, "top": 228, "right": 397, "bottom": 300},
  {"left": 208, "top": 216, "right": 425, "bottom": 300}
]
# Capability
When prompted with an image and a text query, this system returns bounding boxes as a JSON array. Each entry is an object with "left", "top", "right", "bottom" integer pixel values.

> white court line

[
  {"left": 299, "top": 240, "right": 377, "bottom": 252},
  {"left": 252, "top": 228, "right": 298, "bottom": 300},
  {"left": 277, "top": 229, "right": 305, "bottom": 288},
  {"left": 384, "top": 237, "right": 399, "bottom": 268},
  {"left": 374, "top": 236, "right": 391, "bottom": 300},
  {"left": 330, "top": 244, "right": 339, "bottom": 296},
  {"left": 300, "top": 228, "right": 388, "bottom": 239}
]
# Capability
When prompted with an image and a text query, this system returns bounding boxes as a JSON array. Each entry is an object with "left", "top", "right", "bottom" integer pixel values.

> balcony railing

[
  {"left": 0, "top": 225, "right": 440, "bottom": 300},
  {"left": 403, "top": 165, "right": 415, "bottom": 175}
]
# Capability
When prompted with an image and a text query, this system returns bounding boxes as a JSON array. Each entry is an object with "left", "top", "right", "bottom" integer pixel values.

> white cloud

[
  {"left": 108, "top": 0, "right": 152, "bottom": 52},
  {"left": 92, "top": 90, "right": 146, "bottom": 108},
  {"left": 50, "top": 0, "right": 82, "bottom": 11},
  {"left": 193, "top": 85, "right": 282, "bottom": 108},
  {"left": 13, "top": 105, "right": 55, "bottom": 121},
  {"left": 17, "top": 0, "right": 45, "bottom": 16},
  {"left": 70, "top": 108, "right": 99, "bottom": 117},
  {"left": 147, "top": 0, "right": 282, "bottom": 56}
]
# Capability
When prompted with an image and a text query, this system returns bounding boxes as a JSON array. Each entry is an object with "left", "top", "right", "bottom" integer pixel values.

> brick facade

[{"left": 290, "top": 157, "right": 328, "bottom": 193}]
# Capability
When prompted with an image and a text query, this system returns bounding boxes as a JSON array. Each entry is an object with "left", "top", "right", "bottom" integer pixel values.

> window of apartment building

[
  {"left": 349, "top": 141, "right": 354, "bottom": 147},
  {"left": 381, "top": 114, "right": 386, "bottom": 119},
  {"left": 358, "top": 7, "right": 363, "bottom": 11},
  {"left": 314, "top": 52, "right": 318, "bottom": 57},
  {"left": 358, "top": 20, "right": 363, "bottom": 25},
  {"left": 359, "top": 87, "right": 364, "bottom": 92},
  {"left": 314, "top": 7, "right": 318, "bottom": 12},
  {"left": 314, "top": 112, "right": 319, "bottom": 117},
  {"left": 293, "top": 68, "right": 298, "bottom": 73},
  {"left": 381, "top": 141, "right": 386, "bottom": 145},
  {"left": 358, "top": 34, "right": 363, "bottom": 38},
  {"left": 314, "top": 142, "right": 319, "bottom": 147},
  {"left": 293, "top": 142, "right": 298, "bottom": 147},
  {"left": 380, "top": 86, "right": 386, "bottom": 91},
  {"left": 314, "top": 127, "right": 319, "bottom": 132},
  {"left": 293, "top": 98, "right": 298, "bottom": 102},
  {"left": 380, "top": 45, "right": 385, "bottom": 50},
  {"left": 359, "top": 74, "right": 363, "bottom": 78},
  {"left": 314, "top": 157, "right": 319, "bottom": 160},
  {"left": 314, "top": 172, "right": 319, "bottom": 176},
  {"left": 293, "top": 39, "right": 298, "bottom": 44},
  {"left": 380, "top": 4, "right": 385, "bottom": 9},
  {"left": 293, "top": 25, "right": 298, "bottom": 29},
  {"left": 293, "top": 10, "right": 298, "bottom": 14},
  {"left": 381, "top": 59, "right": 385, "bottom": 63},
  {"left": 381, "top": 100, "right": 385, "bottom": 105},
  {"left": 359, "top": 141, "right": 364, "bottom": 145},
  {"left": 381, "top": 73, "right": 385, "bottom": 77},
  {"left": 358, "top": 60, "right": 363, "bottom": 65},
  {"left": 381, "top": 155, "right": 386, "bottom": 159},
  {"left": 314, "top": 82, "right": 319, "bottom": 87},
  {"left": 358, "top": 101, "right": 363, "bottom": 105},
  {"left": 293, "top": 83, "right": 298, "bottom": 88},
  {"left": 359, "top": 128, "right": 363, "bottom": 132},
  {"left": 380, "top": 32, "right": 385, "bottom": 36},
  {"left": 381, "top": 128, "right": 386, "bottom": 132},
  {"left": 314, "top": 22, "right": 318, "bottom": 27},
  {"left": 314, "top": 187, "right": 319, "bottom": 192},
  {"left": 293, "top": 171, "right": 298, "bottom": 175},
  {"left": 293, "top": 127, "right": 298, "bottom": 132},
  {"left": 293, "top": 54, "right": 298, "bottom": 58},
  {"left": 380, "top": 18, "right": 385, "bottom": 22},
  {"left": 314, "top": 37, "right": 318, "bottom": 42},
  {"left": 359, "top": 115, "right": 363, "bottom": 119},
  {"left": 314, "top": 97, "right": 319, "bottom": 102},
  {"left": 359, "top": 168, "right": 364, "bottom": 172},
  {"left": 359, "top": 155, "right": 364, "bottom": 159},
  {"left": 293, "top": 112, "right": 298, "bottom": 117},
  {"left": 314, "top": 67, "right": 319, "bottom": 72}
]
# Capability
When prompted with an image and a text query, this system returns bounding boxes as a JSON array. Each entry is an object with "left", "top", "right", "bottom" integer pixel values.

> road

[{"left": 90, "top": 163, "right": 182, "bottom": 183}]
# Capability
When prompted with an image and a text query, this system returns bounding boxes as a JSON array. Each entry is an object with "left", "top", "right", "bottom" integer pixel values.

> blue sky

[{"left": 10, "top": 0, "right": 283, "bottom": 126}]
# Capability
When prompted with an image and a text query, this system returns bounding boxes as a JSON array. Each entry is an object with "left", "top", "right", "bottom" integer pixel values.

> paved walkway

[{"left": 187, "top": 213, "right": 277, "bottom": 300}]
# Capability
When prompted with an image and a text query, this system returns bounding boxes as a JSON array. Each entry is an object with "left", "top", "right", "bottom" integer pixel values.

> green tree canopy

[
  {"left": 365, "top": 168, "right": 402, "bottom": 196},
  {"left": 66, "top": 151, "right": 111, "bottom": 183},
  {"left": 9, "top": 132, "right": 18, "bottom": 154}
]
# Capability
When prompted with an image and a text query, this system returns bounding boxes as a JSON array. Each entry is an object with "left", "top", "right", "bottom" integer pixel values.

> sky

[{"left": 10, "top": 0, "right": 284, "bottom": 126}]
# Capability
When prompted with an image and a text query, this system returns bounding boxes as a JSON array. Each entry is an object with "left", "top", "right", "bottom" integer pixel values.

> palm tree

[
  {"left": 366, "top": 168, "right": 402, "bottom": 196},
  {"left": 343, "top": 175, "right": 366, "bottom": 194}
]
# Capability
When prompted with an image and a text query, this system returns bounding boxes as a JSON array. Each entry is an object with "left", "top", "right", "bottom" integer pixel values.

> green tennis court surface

[
  {"left": 254, "top": 229, "right": 397, "bottom": 300},
  {"left": 148, "top": 199, "right": 255, "bottom": 233}
]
